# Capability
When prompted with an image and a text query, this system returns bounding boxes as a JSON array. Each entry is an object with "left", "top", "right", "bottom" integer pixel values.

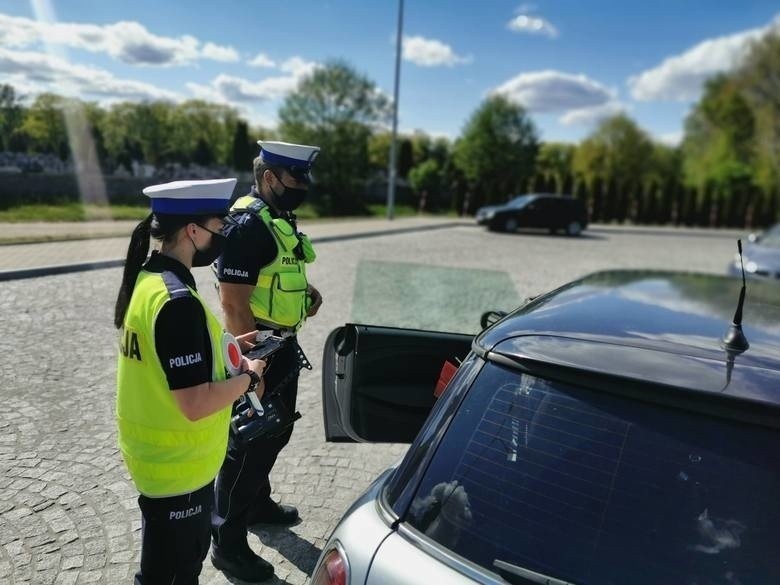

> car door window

[
  {"left": 405, "top": 362, "right": 780, "bottom": 585},
  {"left": 536, "top": 199, "right": 552, "bottom": 224},
  {"left": 385, "top": 353, "right": 484, "bottom": 516},
  {"left": 526, "top": 199, "right": 548, "bottom": 226}
]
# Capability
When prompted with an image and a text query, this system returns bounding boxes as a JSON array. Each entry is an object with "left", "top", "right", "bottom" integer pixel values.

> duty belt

[{"left": 255, "top": 327, "right": 295, "bottom": 341}]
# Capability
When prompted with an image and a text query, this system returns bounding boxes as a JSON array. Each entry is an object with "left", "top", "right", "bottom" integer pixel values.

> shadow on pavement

[
  {"left": 484, "top": 228, "right": 607, "bottom": 241},
  {"left": 222, "top": 574, "right": 296, "bottom": 585},
  {"left": 250, "top": 526, "right": 323, "bottom": 577}
]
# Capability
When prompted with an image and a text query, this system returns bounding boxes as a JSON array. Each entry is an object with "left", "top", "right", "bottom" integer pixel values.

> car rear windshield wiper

[{"left": 493, "top": 559, "right": 577, "bottom": 585}]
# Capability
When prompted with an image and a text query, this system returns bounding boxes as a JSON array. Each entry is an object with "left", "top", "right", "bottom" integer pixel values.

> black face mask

[
  {"left": 270, "top": 172, "right": 308, "bottom": 211},
  {"left": 191, "top": 226, "right": 226, "bottom": 267}
]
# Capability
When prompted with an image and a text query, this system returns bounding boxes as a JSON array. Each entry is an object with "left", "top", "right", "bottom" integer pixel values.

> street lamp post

[{"left": 386, "top": 0, "right": 404, "bottom": 220}]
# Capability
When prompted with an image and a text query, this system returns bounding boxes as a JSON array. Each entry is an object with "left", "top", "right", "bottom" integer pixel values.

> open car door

[{"left": 322, "top": 324, "right": 474, "bottom": 443}]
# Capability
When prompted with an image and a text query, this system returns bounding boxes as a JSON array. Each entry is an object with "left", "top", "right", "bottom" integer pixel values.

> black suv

[
  {"left": 475, "top": 193, "right": 588, "bottom": 236},
  {"left": 316, "top": 270, "right": 780, "bottom": 585}
]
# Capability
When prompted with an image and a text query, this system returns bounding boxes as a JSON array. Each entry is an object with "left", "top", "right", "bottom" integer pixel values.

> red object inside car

[{"left": 434, "top": 360, "right": 458, "bottom": 398}]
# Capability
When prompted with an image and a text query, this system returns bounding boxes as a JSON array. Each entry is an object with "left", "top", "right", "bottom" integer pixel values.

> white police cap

[
  {"left": 142, "top": 178, "right": 237, "bottom": 215},
  {"left": 257, "top": 140, "right": 320, "bottom": 182}
]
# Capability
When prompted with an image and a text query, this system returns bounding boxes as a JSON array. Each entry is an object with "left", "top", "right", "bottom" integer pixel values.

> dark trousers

[
  {"left": 211, "top": 341, "right": 299, "bottom": 552},
  {"left": 135, "top": 482, "right": 214, "bottom": 585}
]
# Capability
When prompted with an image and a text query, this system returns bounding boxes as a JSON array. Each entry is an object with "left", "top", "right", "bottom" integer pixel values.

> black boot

[
  {"left": 248, "top": 499, "right": 300, "bottom": 527},
  {"left": 211, "top": 545, "right": 274, "bottom": 583}
]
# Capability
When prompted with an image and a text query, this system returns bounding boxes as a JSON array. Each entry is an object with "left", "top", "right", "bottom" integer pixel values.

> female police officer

[{"left": 114, "top": 179, "right": 266, "bottom": 585}]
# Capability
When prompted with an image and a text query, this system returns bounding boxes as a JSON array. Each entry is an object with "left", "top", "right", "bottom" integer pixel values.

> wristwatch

[{"left": 244, "top": 370, "right": 261, "bottom": 393}]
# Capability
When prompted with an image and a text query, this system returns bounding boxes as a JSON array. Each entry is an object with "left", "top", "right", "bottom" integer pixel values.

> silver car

[
  {"left": 311, "top": 272, "right": 780, "bottom": 585},
  {"left": 727, "top": 224, "right": 780, "bottom": 281}
]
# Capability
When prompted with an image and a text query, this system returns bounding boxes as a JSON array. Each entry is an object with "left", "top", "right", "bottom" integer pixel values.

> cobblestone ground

[{"left": 0, "top": 225, "right": 739, "bottom": 584}]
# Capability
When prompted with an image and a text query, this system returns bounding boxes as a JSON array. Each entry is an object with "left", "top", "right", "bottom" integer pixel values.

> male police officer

[{"left": 210, "top": 141, "right": 323, "bottom": 581}]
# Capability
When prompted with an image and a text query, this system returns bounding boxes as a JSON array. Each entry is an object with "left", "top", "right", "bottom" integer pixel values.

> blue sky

[{"left": 0, "top": 0, "right": 778, "bottom": 145}]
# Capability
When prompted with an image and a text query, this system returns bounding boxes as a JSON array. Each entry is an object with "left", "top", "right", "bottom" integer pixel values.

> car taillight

[{"left": 311, "top": 544, "right": 349, "bottom": 585}]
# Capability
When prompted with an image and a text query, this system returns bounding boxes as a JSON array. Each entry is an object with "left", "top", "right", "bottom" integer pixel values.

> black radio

[{"left": 230, "top": 336, "right": 309, "bottom": 443}]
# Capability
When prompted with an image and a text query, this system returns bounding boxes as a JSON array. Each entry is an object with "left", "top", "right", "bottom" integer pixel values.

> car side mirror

[{"left": 480, "top": 310, "right": 508, "bottom": 329}]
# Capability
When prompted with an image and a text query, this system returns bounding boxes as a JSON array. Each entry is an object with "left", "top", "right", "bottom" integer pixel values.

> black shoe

[
  {"left": 248, "top": 500, "right": 300, "bottom": 527},
  {"left": 211, "top": 547, "right": 274, "bottom": 583}
]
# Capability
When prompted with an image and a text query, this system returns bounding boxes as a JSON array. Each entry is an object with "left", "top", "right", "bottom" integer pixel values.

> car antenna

[
  {"left": 720, "top": 240, "right": 750, "bottom": 392},
  {"left": 722, "top": 239, "right": 750, "bottom": 353}
]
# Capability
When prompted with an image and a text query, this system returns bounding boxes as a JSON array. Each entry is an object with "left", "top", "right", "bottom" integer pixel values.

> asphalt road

[{"left": 0, "top": 224, "right": 741, "bottom": 584}]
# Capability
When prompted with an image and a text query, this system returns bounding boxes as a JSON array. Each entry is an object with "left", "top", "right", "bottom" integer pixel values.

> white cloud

[
  {"left": 400, "top": 127, "right": 453, "bottom": 141},
  {"left": 558, "top": 101, "right": 626, "bottom": 126},
  {"left": 201, "top": 42, "right": 240, "bottom": 63},
  {"left": 248, "top": 52, "right": 276, "bottom": 68},
  {"left": 100, "top": 21, "right": 201, "bottom": 65},
  {"left": 402, "top": 35, "right": 472, "bottom": 67},
  {"left": 493, "top": 70, "right": 615, "bottom": 113},
  {"left": 193, "top": 58, "right": 320, "bottom": 104},
  {"left": 0, "top": 13, "right": 239, "bottom": 66},
  {"left": 212, "top": 73, "right": 295, "bottom": 102},
  {"left": 507, "top": 14, "right": 558, "bottom": 38},
  {"left": 279, "top": 56, "right": 319, "bottom": 77},
  {"left": 0, "top": 47, "right": 180, "bottom": 100},
  {"left": 658, "top": 131, "right": 683, "bottom": 146},
  {"left": 628, "top": 16, "right": 780, "bottom": 101},
  {"left": 185, "top": 81, "right": 228, "bottom": 104},
  {"left": 186, "top": 81, "right": 278, "bottom": 128}
]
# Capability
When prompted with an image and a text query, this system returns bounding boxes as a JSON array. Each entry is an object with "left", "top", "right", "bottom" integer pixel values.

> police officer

[
  {"left": 210, "top": 142, "right": 322, "bottom": 581},
  {"left": 115, "top": 179, "right": 267, "bottom": 585}
]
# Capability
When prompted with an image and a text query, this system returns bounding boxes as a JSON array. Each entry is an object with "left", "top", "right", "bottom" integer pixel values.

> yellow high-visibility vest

[
  {"left": 230, "top": 195, "right": 316, "bottom": 329},
  {"left": 116, "top": 269, "right": 231, "bottom": 497}
]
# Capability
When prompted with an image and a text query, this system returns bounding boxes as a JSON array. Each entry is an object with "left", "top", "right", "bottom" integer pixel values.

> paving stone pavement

[{"left": 0, "top": 224, "right": 745, "bottom": 584}]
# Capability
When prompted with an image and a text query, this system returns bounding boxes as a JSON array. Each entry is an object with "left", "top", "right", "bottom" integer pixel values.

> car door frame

[{"left": 321, "top": 323, "right": 475, "bottom": 444}]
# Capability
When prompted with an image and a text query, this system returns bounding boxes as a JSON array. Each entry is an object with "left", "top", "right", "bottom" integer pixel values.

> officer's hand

[
  {"left": 243, "top": 357, "right": 266, "bottom": 376},
  {"left": 242, "top": 357, "right": 266, "bottom": 399},
  {"left": 235, "top": 330, "right": 259, "bottom": 351},
  {"left": 307, "top": 285, "right": 323, "bottom": 317}
]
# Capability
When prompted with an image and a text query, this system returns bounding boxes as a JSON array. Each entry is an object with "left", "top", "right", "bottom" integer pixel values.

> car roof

[{"left": 475, "top": 270, "right": 780, "bottom": 409}]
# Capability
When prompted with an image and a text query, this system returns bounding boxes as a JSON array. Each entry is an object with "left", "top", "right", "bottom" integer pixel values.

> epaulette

[
  {"left": 161, "top": 271, "right": 192, "bottom": 299},
  {"left": 232, "top": 198, "right": 268, "bottom": 217}
]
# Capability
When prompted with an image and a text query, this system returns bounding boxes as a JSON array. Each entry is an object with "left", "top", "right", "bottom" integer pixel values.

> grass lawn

[
  {"left": 0, "top": 202, "right": 447, "bottom": 222},
  {"left": 0, "top": 203, "right": 151, "bottom": 222},
  {"left": 0, "top": 201, "right": 460, "bottom": 244}
]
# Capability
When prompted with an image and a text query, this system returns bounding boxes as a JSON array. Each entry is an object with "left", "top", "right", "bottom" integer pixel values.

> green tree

[
  {"left": 681, "top": 76, "right": 755, "bottom": 225},
  {"left": 573, "top": 138, "right": 607, "bottom": 220},
  {"left": 735, "top": 32, "right": 780, "bottom": 223},
  {"left": 101, "top": 101, "right": 176, "bottom": 166},
  {"left": 644, "top": 143, "right": 682, "bottom": 224},
  {"left": 192, "top": 137, "right": 215, "bottom": 166},
  {"left": 429, "top": 137, "right": 451, "bottom": 167},
  {"left": 367, "top": 131, "right": 392, "bottom": 169},
  {"left": 398, "top": 138, "right": 414, "bottom": 178},
  {"left": 169, "top": 100, "right": 239, "bottom": 166},
  {"left": 231, "top": 120, "right": 253, "bottom": 171},
  {"left": 0, "top": 84, "right": 24, "bottom": 151},
  {"left": 408, "top": 159, "right": 443, "bottom": 211},
  {"left": 279, "top": 60, "right": 390, "bottom": 214},
  {"left": 21, "top": 93, "right": 69, "bottom": 157},
  {"left": 453, "top": 95, "right": 539, "bottom": 211},
  {"left": 410, "top": 132, "right": 432, "bottom": 166},
  {"left": 578, "top": 114, "right": 654, "bottom": 222},
  {"left": 536, "top": 142, "right": 575, "bottom": 194},
  {"left": 82, "top": 101, "right": 108, "bottom": 168}
]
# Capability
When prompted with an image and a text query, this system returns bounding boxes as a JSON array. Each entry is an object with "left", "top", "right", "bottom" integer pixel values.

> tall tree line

[
  {"left": 0, "top": 88, "right": 267, "bottom": 172},
  {"left": 1, "top": 32, "right": 779, "bottom": 225}
]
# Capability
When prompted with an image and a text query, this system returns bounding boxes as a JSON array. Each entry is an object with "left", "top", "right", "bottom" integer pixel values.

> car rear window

[{"left": 406, "top": 362, "right": 780, "bottom": 585}]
